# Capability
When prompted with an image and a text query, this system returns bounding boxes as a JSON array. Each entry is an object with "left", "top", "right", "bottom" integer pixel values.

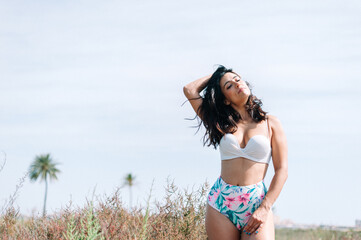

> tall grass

[
  {"left": 0, "top": 153, "right": 360, "bottom": 239},
  {"left": 0, "top": 174, "right": 209, "bottom": 239}
]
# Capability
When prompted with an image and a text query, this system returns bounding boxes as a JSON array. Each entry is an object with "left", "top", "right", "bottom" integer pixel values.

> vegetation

[
  {"left": 1, "top": 178, "right": 360, "bottom": 239},
  {"left": 275, "top": 228, "right": 361, "bottom": 240},
  {"left": 1, "top": 154, "right": 360, "bottom": 239},
  {"left": 0, "top": 177, "right": 209, "bottom": 239}
]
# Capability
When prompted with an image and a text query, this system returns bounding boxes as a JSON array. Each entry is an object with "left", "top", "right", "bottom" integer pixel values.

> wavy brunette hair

[{"left": 195, "top": 65, "right": 267, "bottom": 149}]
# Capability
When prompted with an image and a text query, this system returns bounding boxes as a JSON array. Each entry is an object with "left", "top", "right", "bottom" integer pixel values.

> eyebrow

[{"left": 223, "top": 75, "right": 238, "bottom": 88}]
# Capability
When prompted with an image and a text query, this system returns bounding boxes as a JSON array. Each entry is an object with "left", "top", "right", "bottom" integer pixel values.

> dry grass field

[{"left": 1, "top": 177, "right": 360, "bottom": 240}]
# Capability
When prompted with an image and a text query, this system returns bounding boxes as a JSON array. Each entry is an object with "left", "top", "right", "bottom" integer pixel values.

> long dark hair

[{"left": 195, "top": 65, "right": 267, "bottom": 149}]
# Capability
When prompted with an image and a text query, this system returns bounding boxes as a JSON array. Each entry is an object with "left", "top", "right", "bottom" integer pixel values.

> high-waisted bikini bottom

[{"left": 207, "top": 176, "right": 268, "bottom": 230}]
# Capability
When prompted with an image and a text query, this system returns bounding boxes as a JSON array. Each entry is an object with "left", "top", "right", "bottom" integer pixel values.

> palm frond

[{"left": 28, "top": 153, "right": 60, "bottom": 182}]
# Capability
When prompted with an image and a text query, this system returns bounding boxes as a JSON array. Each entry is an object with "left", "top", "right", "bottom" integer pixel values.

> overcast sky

[{"left": 1, "top": 0, "right": 360, "bottom": 226}]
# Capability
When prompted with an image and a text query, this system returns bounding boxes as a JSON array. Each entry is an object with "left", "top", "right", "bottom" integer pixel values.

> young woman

[{"left": 183, "top": 65, "right": 288, "bottom": 240}]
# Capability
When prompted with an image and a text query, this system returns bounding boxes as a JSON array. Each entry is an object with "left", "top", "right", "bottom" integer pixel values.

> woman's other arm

[
  {"left": 260, "top": 115, "right": 288, "bottom": 211},
  {"left": 183, "top": 74, "right": 212, "bottom": 120},
  {"left": 243, "top": 114, "right": 288, "bottom": 234}
]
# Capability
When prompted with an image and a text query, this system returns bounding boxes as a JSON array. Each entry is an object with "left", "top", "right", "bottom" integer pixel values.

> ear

[{"left": 224, "top": 99, "right": 230, "bottom": 105}]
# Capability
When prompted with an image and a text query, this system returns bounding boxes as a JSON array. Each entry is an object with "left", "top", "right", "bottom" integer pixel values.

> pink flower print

[
  {"left": 260, "top": 193, "right": 265, "bottom": 199},
  {"left": 224, "top": 197, "right": 236, "bottom": 208},
  {"left": 209, "top": 189, "right": 220, "bottom": 203},
  {"left": 245, "top": 211, "right": 252, "bottom": 221},
  {"left": 237, "top": 193, "right": 251, "bottom": 205},
  {"left": 213, "top": 189, "right": 220, "bottom": 199}
]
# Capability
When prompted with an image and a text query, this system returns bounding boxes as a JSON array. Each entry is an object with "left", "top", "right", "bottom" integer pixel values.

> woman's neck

[{"left": 232, "top": 105, "right": 252, "bottom": 122}]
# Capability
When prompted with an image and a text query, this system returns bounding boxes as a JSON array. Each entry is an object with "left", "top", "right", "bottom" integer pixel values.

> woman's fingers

[
  {"left": 243, "top": 219, "right": 263, "bottom": 235},
  {"left": 255, "top": 223, "right": 263, "bottom": 234},
  {"left": 243, "top": 222, "right": 253, "bottom": 234},
  {"left": 243, "top": 207, "right": 269, "bottom": 235}
]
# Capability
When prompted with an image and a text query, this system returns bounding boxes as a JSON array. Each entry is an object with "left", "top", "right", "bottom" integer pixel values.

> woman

[{"left": 183, "top": 65, "right": 288, "bottom": 240}]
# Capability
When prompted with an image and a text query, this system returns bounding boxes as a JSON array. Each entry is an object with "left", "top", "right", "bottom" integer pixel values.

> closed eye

[{"left": 225, "top": 76, "right": 242, "bottom": 90}]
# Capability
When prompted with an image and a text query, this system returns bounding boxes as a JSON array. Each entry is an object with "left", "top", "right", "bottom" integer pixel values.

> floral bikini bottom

[{"left": 207, "top": 176, "right": 268, "bottom": 230}]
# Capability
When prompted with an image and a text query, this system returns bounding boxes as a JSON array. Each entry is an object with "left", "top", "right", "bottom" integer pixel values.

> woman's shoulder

[
  {"left": 266, "top": 114, "right": 278, "bottom": 121},
  {"left": 266, "top": 114, "right": 283, "bottom": 130}
]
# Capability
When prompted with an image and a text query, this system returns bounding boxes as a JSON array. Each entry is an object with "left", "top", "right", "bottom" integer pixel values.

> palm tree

[
  {"left": 123, "top": 173, "right": 136, "bottom": 208},
  {"left": 29, "top": 153, "right": 60, "bottom": 217}
]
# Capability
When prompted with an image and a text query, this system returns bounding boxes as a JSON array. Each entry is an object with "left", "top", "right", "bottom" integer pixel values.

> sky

[{"left": 0, "top": 0, "right": 361, "bottom": 227}]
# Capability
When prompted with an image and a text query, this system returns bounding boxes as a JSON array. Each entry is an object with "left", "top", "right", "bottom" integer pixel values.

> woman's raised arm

[{"left": 183, "top": 74, "right": 212, "bottom": 119}]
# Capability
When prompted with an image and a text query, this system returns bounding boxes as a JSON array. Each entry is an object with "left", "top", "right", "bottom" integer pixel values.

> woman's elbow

[
  {"left": 284, "top": 170, "right": 288, "bottom": 181},
  {"left": 183, "top": 86, "right": 190, "bottom": 98}
]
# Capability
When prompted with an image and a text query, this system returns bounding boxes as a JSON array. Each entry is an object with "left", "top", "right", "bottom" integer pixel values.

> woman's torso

[{"left": 220, "top": 118, "right": 272, "bottom": 186}]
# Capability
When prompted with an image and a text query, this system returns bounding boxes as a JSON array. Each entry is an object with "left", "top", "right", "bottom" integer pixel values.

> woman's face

[{"left": 219, "top": 72, "right": 251, "bottom": 106}]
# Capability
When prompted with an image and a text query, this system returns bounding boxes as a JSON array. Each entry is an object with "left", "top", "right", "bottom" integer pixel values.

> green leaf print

[
  {"left": 216, "top": 195, "right": 224, "bottom": 207},
  {"left": 235, "top": 207, "right": 249, "bottom": 215},
  {"left": 221, "top": 205, "right": 228, "bottom": 212},
  {"left": 251, "top": 203, "right": 256, "bottom": 212},
  {"left": 248, "top": 188, "right": 256, "bottom": 193},
  {"left": 226, "top": 210, "right": 240, "bottom": 224},
  {"left": 226, "top": 210, "right": 234, "bottom": 223}
]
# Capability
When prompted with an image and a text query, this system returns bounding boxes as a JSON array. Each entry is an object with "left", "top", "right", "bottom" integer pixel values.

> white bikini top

[{"left": 219, "top": 118, "right": 272, "bottom": 164}]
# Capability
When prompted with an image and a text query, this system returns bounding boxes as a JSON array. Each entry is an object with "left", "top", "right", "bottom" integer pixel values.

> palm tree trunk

[
  {"left": 129, "top": 185, "right": 132, "bottom": 208},
  {"left": 43, "top": 176, "right": 48, "bottom": 217}
]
